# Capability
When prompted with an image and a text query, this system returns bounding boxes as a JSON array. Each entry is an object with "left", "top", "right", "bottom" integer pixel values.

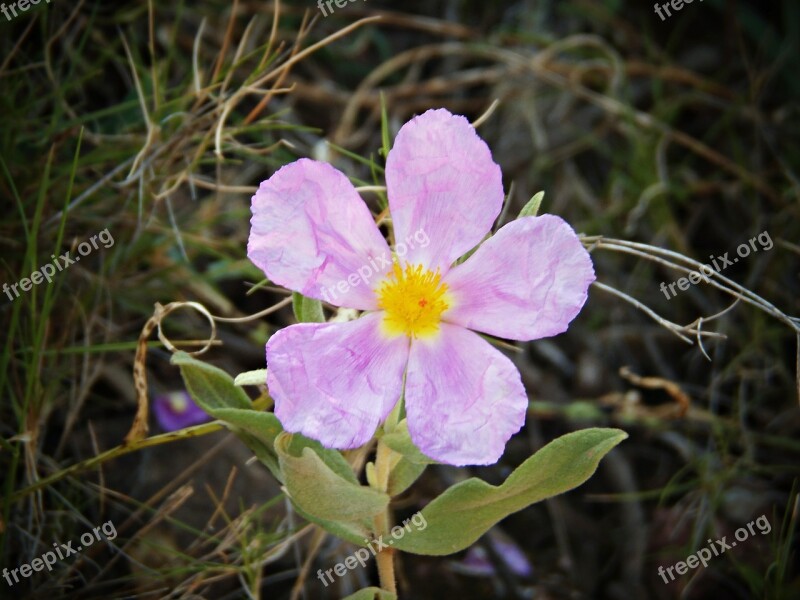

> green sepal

[
  {"left": 518, "top": 190, "right": 545, "bottom": 218},
  {"left": 292, "top": 291, "right": 325, "bottom": 323}
]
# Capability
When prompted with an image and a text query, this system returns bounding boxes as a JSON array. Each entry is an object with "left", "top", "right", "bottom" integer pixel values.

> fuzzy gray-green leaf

[{"left": 393, "top": 428, "right": 627, "bottom": 555}]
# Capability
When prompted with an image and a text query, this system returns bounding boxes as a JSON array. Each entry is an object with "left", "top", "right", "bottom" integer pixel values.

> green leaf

[
  {"left": 455, "top": 233, "right": 491, "bottom": 265},
  {"left": 379, "top": 419, "right": 433, "bottom": 495},
  {"left": 171, "top": 351, "right": 251, "bottom": 411},
  {"left": 379, "top": 91, "right": 391, "bottom": 159},
  {"left": 212, "top": 408, "right": 283, "bottom": 479},
  {"left": 283, "top": 432, "right": 359, "bottom": 485},
  {"left": 212, "top": 408, "right": 283, "bottom": 443},
  {"left": 392, "top": 428, "right": 627, "bottom": 555},
  {"left": 343, "top": 588, "right": 397, "bottom": 600},
  {"left": 518, "top": 190, "right": 545, "bottom": 218},
  {"left": 292, "top": 503, "right": 371, "bottom": 547},
  {"left": 387, "top": 458, "right": 427, "bottom": 497},
  {"left": 292, "top": 291, "right": 325, "bottom": 323},
  {"left": 171, "top": 352, "right": 282, "bottom": 478},
  {"left": 275, "top": 433, "right": 389, "bottom": 527},
  {"left": 381, "top": 420, "right": 438, "bottom": 465},
  {"left": 237, "top": 430, "right": 282, "bottom": 480}
]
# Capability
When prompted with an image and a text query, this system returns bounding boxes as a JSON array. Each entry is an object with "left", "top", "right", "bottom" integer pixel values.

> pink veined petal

[
  {"left": 249, "top": 159, "right": 393, "bottom": 310},
  {"left": 386, "top": 109, "right": 504, "bottom": 274},
  {"left": 404, "top": 324, "right": 528, "bottom": 466},
  {"left": 267, "top": 313, "right": 410, "bottom": 449},
  {"left": 442, "top": 215, "right": 595, "bottom": 341}
]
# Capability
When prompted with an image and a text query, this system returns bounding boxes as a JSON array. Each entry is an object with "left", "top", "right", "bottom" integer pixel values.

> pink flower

[{"left": 248, "top": 109, "right": 595, "bottom": 466}]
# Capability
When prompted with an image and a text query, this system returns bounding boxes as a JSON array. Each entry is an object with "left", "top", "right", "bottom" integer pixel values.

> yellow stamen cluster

[{"left": 377, "top": 263, "right": 450, "bottom": 338}]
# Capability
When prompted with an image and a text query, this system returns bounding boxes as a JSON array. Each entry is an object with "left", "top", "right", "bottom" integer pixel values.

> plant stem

[
  {"left": 12, "top": 393, "right": 271, "bottom": 502},
  {"left": 12, "top": 420, "right": 224, "bottom": 502},
  {"left": 375, "top": 528, "right": 397, "bottom": 595},
  {"left": 373, "top": 437, "right": 397, "bottom": 595}
]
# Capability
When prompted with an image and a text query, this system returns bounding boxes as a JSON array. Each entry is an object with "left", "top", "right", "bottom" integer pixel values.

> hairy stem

[{"left": 372, "top": 438, "right": 397, "bottom": 595}]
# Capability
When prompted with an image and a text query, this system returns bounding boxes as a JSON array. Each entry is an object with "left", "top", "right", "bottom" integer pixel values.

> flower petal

[
  {"left": 404, "top": 324, "right": 527, "bottom": 465},
  {"left": 386, "top": 109, "right": 504, "bottom": 274},
  {"left": 442, "top": 215, "right": 595, "bottom": 341},
  {"left": 249, "top": 159, "right": 392, "bottom": 310},
  {"left": 267, "top": 313, "right": 409, "bottom": 449},
  {"left": 153, "top": 391, "right": 210, "bottom": 432}
]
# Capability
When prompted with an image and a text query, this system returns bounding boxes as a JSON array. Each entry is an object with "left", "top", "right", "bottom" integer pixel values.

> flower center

[
  {"left": 377, "top": 263, "right": 450, "bottom": 338},
  {"left": 168, "top": 393, "right": 189, "bottom": 414}
]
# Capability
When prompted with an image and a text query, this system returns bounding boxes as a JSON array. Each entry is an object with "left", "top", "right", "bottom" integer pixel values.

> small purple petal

[
  {"left": 491, "top": 538, "right": 534, "bottom": 578},
  {"left": 457, "top": 546, "right": 495, "bottom": 577},
  {"left": 456, "top": 538, "right": 534, "bottom": 578},
  {"left": 153, "top": 391, "right": 211, "bottom": 432}
]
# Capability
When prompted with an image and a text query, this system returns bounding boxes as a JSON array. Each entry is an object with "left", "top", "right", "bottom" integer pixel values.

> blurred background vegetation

[{"left": 1, "top": 0, "right": 798, "bottom": 598}]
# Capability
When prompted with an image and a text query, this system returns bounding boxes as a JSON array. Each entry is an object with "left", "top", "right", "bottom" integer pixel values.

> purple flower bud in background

[
  {"left": 452, "top": 537, "right": 533, "bottom": 578},
  {"left": 153, "top": 391, "right": 210, "bottom": 432}
]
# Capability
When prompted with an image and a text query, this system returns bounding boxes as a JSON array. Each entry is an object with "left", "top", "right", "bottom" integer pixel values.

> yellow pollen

[{"left": 377, "top": 263, "right": 450, "bottom": 338}]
